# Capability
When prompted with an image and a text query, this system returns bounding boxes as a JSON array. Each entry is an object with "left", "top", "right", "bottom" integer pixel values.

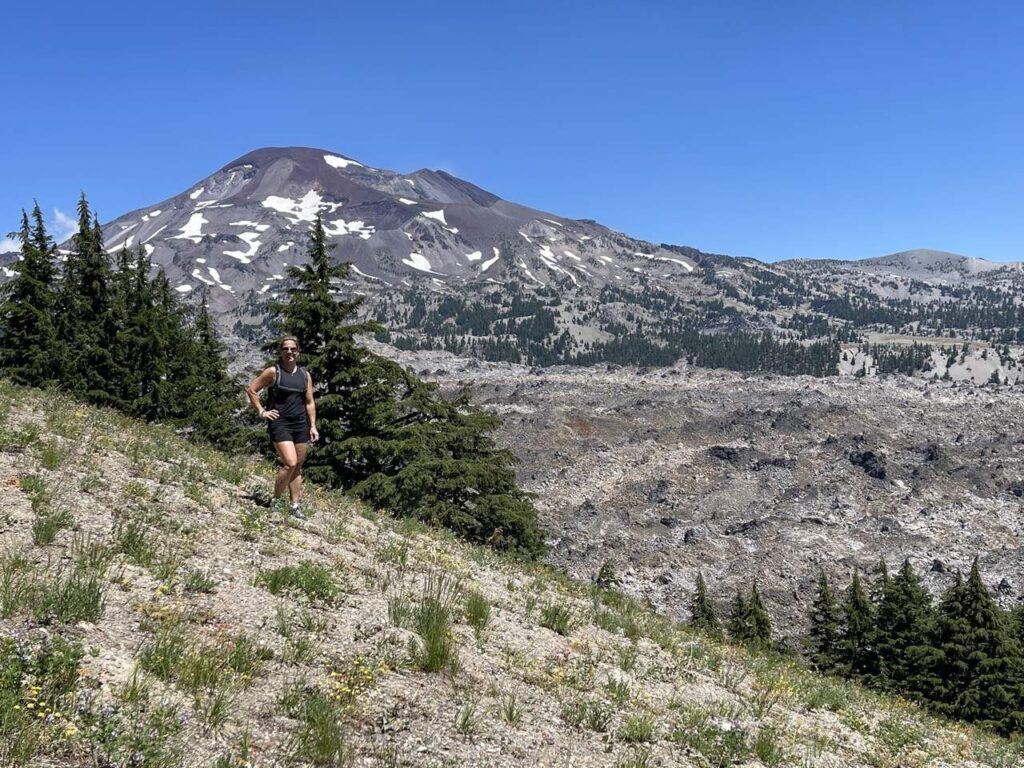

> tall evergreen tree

[
  {"left": 176, "top": 287, "right": 246, "bottom": 450},
  {"left": 807, "top": 571, "right": 842, "bottom": 673},
  {"left": 689, "top": 572, "right": 722, "bottom": 639},
  {"left": 0, "top": 205, "right": 59, "bottom": 384},
  {"left": 932, "top": 560, "right": 1024, "bottom": 733},
  {"left": 270, "top": 215, "right": 546, "bottom": 555},
  {"left": 727, "top": 591, "right": 751, "bottom": 643},
  {"left": 874, "top": 559, "right": 939, "bottom": 699},
  {"left": 839, "top": 570, "right": 878, "bottom": 682},
  {"left": 56, "top": 195, "right": 117, "bottom": 401},
  {"left": 747, "top": 583, "right": 773, "bottom": 647}
]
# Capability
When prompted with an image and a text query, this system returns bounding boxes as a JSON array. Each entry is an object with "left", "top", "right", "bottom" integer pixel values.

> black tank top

[{"left": 269, "top": 366, "right": 308, "bottom": 420}]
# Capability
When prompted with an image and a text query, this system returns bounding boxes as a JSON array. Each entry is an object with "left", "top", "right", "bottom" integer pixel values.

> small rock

[{"left": 683, "top": 527, "right": 705, "bottom": 545}]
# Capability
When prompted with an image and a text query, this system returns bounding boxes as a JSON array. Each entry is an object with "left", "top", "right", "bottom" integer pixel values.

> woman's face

[{"left": 279, "top": 342, "right": 299, "bottom": 364}]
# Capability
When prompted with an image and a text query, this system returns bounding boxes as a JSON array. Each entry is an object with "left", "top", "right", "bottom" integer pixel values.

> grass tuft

[{"left": 255, "top": 560, "right": 340, "bottom": 604}]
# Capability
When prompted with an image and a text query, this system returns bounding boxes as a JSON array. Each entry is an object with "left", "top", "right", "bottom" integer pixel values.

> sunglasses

[{"left": 281, "top": 347, "right": 299, "bottom": 353}]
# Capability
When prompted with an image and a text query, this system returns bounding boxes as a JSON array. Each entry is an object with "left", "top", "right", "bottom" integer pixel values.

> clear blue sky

[{"left": 3, "top": 0, "right": 1023, "bottom": 261}]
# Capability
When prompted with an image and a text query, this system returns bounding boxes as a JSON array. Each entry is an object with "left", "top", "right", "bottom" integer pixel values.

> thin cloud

[
  {"left": 0, "top": 235, "right": 19, "bottom": 254},
  {"left": 51, "top": 208, "right": 77, "bottom": 243}
]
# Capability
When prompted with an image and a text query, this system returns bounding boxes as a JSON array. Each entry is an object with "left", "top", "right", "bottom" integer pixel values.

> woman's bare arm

[{"left": 246, "top": 367, "right": 278, "bottom": 419}]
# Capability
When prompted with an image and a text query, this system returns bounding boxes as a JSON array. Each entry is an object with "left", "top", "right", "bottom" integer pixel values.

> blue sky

[{"left": 2, "top": 1, "right": 1023, "bottom": 261}]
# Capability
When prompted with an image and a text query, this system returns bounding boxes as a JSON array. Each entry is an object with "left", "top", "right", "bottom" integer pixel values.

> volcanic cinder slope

[
  {"left": 394, "top": 346, "right": 1024, "bottom": 634},
  {"left": 90, "top": 146, "right": 697, "bottom": 314}
]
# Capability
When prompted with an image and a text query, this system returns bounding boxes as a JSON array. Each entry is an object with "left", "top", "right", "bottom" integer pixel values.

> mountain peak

[
  {"left": 89, "top": 146, "right": 695, "bottom": 314},
  {"left": 219, "top": 146, "right": 366, "bottom": 173},
  {"left": 862, "top": 248, "right": 1003, "bottom": 275}
]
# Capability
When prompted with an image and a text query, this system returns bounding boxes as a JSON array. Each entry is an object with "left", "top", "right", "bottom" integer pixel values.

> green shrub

[
  {"left": 411, "top": 573, "right": 461, "bottom": 673},
  {"left": 283, "top": 686, "right": 350, "bottom": 766},
  {"left": 539, "top": 600, "right": 574, "bottom": 635},
  {"left": 255, "top": 560, "right": 340, "bottom": 604},
  {"left": 31, "top": 507, "right": 74, "bottom": 546},
  {"left": 498, "top": 693, "right": 523, "bottom": 726},
  {"left": 619, "top": 713, "right": 656, "bottom": 743},
  {"left": 464, "top": 590, "right": 492, "bottom": 640},
  {"left": 752, "top": 727, "right": 786, "bottom": 767}
]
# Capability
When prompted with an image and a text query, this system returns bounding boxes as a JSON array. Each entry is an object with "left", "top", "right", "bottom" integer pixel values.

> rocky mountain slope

[
  {"left": 86, "top": 146, "right": 696, "bottom": 310},
  {"left": 383, "top": 346, "right": 1024, "bottom": 634},
  {"left": 6, "top": 146, "right": 1024, "bottom": 371},
  {"left": 1, "top": 382, "right": 1020, "bottom": 767}
]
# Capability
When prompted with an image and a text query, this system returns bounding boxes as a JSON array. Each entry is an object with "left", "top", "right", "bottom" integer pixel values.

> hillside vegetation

[{"left": 1, "top": 383, "right": 1022, "bottom": 767}]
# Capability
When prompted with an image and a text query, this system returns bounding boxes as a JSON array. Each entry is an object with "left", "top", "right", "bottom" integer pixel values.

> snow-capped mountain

[{"left": 94, "top": 146, "right": 697, "bottom": 312}]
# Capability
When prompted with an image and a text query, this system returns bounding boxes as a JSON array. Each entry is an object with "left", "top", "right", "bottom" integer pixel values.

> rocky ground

[
  {"left": 3, "top": 383, "right": 1022, "bottom": 767},
  {"left": 398, "top": 349, "right": 1024, "bottom": 636}
]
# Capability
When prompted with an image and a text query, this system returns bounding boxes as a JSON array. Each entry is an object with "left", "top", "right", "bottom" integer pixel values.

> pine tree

[
  {"left": 56, "top": 195, "right": 117, "bottom": 402},
  {"left": 874, "top": 559, "right": 939, "bottom": 699},
  {"left": 270, "top": 216, "right": 546, "bottom": 555},
  {"left": 747, "top": 583, "right": 773, "bottom": 647},
  {"left": 807, "top": 571, "right": 842, "bottom": 672},
  {"left": 932, "top": 560, "right": 1024, "bottom": 733},
  {"left": 839, "top": 570, "right": 877, "bottom": 682},
  {"left": 727, "top": 591, "right": 751, "bottom": 643},
  {"left": 176, "top": 287, "right": 247, "bottom": 450},
  {"left": 690, "top": 572, "right": 722, "bottom": 639},
  {"left": 0, "top": 205, "right": 59, "bottom": 384}
]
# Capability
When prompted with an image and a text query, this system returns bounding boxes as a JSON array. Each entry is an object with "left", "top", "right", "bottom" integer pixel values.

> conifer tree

[
  {"left": 270, "top": 215, "right": 546, "bottom": 555},
  {"left": 690, "top": 572, "right": 722, "bottom": 639},
  {"left": 807, "top": 571, "right": 842, "bottom": 672},
  {"left": 56, "top": 194, "right": 117, "bottom": 401},
  {"left": 932, "top": 560, "right": 1024, "bottom": 733},
  {"left": 874, "top": 559, "right": 939, "bottom": 698},
  {"left": 727, "top": 591, "right": 751, "bottom": 643},
  {"left": 0, "top": 205, "right": 59, "bottom": 384},
  {"left": 747, "top": 583, "right": 773, "bottom": 647},
  {"left": 839, "top": 570, "right": 878, "bottom": 681},
  {"left": 177, "top": 287, "right": 246, "bottom": 450}
]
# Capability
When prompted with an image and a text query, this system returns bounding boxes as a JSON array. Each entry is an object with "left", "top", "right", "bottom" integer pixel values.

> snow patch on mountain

[
  {"left": 189, "top": 187, "right": 205, "bottom": 200},
  {"left": 142, "top": 225, "right": 168, "bottom": 244},
  {"left": 421, "top": 210, "right": 448, "bottom": 225},
  {"left": 519, "top": 263, "right": 543, "bottom": 285},
  {"left": 324, "top": 154, "right": 363, "bottom": 170},
  {"left": 465, "top": 251, "right": 482, "bottom": 262},
  {"left": 171, "top": 214, "right": 208, "bottom": 243},
  {"left": 399, "top": 198, "right": 418, "bottom": 205},
  {"left": 229, "top": 221, "right": 270, "bottom": 232},
  {"left": 481, "top": 252, "right": 500, "bottom": 272},
  {"left": 402, "top": 253, "right": 435, "bottom": 273},
  {"left": 643, "top": 254, "right": 694, "bottom": 272},
  {"left": 104, "top": 225, "right": 137, "bottom": 252},
  {"left": 191, "top": 269, "right": 214, "bottom": 286},
  {"left": 175, "top": 285, "right": 192, "bottom": 293},
  {"left": 351, "top": 265, "right": 391, "bottom": 285},
  {"left": 224, "top": 233, "right": 262, "bottom": 263},
  {"left": 323, "top": 219, "right": 374, "bottom": 239},
  {"left": 262, "top": 191, "right": 325, "bottom": 224}
]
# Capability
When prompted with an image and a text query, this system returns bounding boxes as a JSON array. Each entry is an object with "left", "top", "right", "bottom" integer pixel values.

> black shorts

[{"left": 268, "top": 415, "right": 310, "bottom": 445}]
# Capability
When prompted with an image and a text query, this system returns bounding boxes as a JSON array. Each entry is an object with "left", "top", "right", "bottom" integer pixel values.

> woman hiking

[{"left": 246, "top": 335, "right": 318, "bottom": 519}]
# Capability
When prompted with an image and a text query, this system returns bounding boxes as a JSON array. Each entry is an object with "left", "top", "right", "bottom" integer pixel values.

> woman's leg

[
  {"left": 289, "top": 443, "right": 308, "bottom": 503},
  {"left": 273, "top": 441, "right": 298, "bottom": 499}
]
